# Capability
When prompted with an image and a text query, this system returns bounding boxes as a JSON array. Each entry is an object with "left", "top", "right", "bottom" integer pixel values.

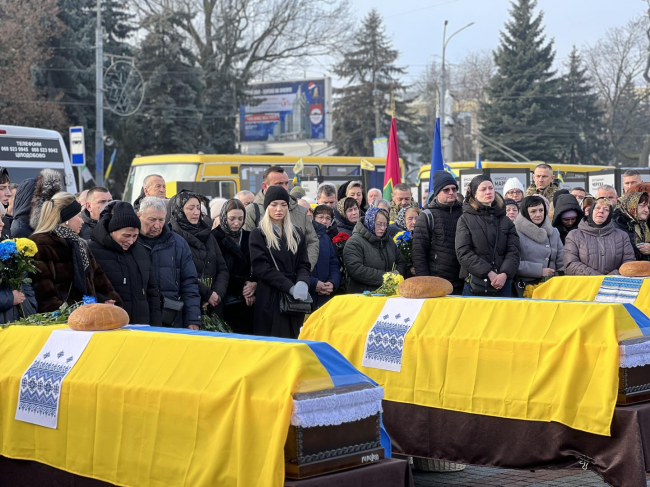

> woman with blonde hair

[
  {"left": 31, "top": 192, "right": 121, "bottom": 312},
  {"left": 249, "top": 186, "right": 311, "bottom": 338}
]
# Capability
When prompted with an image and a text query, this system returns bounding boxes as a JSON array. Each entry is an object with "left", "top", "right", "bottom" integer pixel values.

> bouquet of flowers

[
  {"left": 197, "top": 277, "right": 233, "bottom": 333},
  {"left": 0, "top": 238, "right": 38, "bottom": 291},
  {"left": 393, "top": 230, "right": 413, "bottom": 268},
  {"left": 366, "top": 265, "right": 404, "bottom": 297},
  {"left": 332, "top": 232, "right": 351, "bottom": 292},
  {"left": 1, "top": 296, "right": 95, "bottom": 329}
]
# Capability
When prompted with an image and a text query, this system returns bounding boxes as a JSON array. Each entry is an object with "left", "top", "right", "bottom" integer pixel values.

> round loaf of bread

[
  {"left": 620, "top": 261, "right": 650, "bottom": 277},
  {"left": 398, "top": 276, "right": 453, "bottom": 298},
  {"left": 68, "top": 303, "right": 129, "bottom": 331}
]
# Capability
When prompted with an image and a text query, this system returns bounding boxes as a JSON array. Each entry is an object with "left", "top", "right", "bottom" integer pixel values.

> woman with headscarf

[
  {"left": 564, "top": 197, "right": 636, "bottom": 275},
  {"left": 455, "top": 175, "right": 520, "bottom": 297},
  {"left": 613, "top": 191, "right": 650, "bottom": 261},
  {"left": 249, "top": 186, "right": 311, "bottom": 338},
  {"left": 168, "top": 190, "right": 229, "bottom": 318},
  {"left": 513, "top": 196, "right": 564, "bottom": 297},
  {"left": 334, "top": 197, "right": 361, "bottom": 236},
  {"left": 343, "top": 206, "right": 407, "bottom": 294},
  {"left": 212, "top": 198, "right": 256, "bottom": 334},
  {"left": 31, "top": 192, "right": 121, "bottom": 311},
  {"left": 387, "top": 206, "right": 421, "bottom": 240}
]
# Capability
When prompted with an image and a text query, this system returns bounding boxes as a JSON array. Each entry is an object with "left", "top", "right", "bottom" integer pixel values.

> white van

[{"left": 0, "top": 125, "right": 77, "bottom": 192}]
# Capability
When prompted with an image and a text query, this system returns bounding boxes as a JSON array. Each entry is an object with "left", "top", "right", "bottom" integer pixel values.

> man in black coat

[
  {"left": 89, "top": 202, "right": 162, "bottom": 326},
  {"left": 412, "top": 171, "right": 464, "bottom": 295},
  {"left": 80, "top": 186, "right": 112, "bottom": 240}
]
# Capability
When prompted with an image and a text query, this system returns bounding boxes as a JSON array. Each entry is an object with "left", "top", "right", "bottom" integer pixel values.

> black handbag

[
  {"left": 468, "top": 221, "right": 501, "bottom": 296},
  {"left": 161, "top": 296, "right": 184, "bottom": 327},
  {"left": 269, "top": 248, "right": 313, "bottom": 315}
]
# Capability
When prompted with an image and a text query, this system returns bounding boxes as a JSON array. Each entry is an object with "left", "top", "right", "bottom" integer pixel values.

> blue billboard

[{"left": 240, "top": 79, "right": 327, "bottom": 142}]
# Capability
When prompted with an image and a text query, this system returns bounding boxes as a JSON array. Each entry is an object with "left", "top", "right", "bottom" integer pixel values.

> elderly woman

[
  {"left": 343, "top": 206, "right": 407, "bottom": 294},
  {"left": 334, "top": 196, "right": 361, "bottom": 236},
  {"left": 455, "top": 175, "right": 520, "bottom": 297},
  {"left": 31, "top": 192, "right": 121, "bottom": 311},
  {"left": 387, "top": 206, "right": 421, "bottom": 239},
  {"left": 89, "top": 202, "right": 161, "bottom": 325},
  {"left": 249, "top": 186, "right": 311, "bottom": 338},
  {"left": 513, "top": 196, "right": 564, "bottom": 297},
  {"left": 564, "top": 197, "right": 635, "bottom": 275},
  {"left": 613, "top": 191, "right": 650, "bottom": 261},
  {"left": 504, "top": 198, "right": 519, "bottom": 222},
  {"left": 370, "top": 198, "right": 391, "bottom": 213},
  {"left": 168, "top": 190, "right": 229, "bottom": 317}
]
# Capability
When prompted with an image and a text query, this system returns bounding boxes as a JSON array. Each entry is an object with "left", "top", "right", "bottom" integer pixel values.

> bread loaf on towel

[
  {"left": 398, "top": 276, "right": 453, "bottom": 298},
  {"left": 68, "top": 303, "right": 129, "bottom": 331},
  {"left": 620, "top": 261, "right": 650, "bottom": 277}
]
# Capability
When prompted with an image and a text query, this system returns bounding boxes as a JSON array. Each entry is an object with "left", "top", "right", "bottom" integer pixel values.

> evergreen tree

[
  {"left": 558, "top": 47, "right": 610, "bottom": 165},
  {"left": 480, "top": 0, "right": 563, "bottom": 162},
  {"left": 332, "top": 9, "right": 418, "bottom": 165},
  {"left": 120, "top": 13, "right": 204, "bottom": 159}
]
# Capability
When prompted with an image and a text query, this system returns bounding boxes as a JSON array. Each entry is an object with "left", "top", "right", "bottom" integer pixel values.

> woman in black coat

[
  {"left": 89, "top": 202, "right": 162, "bottom": 325},
  {"left": 333, "top": 197, "right": 361, "bottom": 236},
  {"left": 212, "top": 198, "right": 256, "bottom": 334},
  {"left": 249, "top": 186, "right": 311, "bottom": 338},
  {"left": 455, "top": 175, "right": 520, "bottom": 297},
  {"left": 168, "top": 190, "right": 229, "bottom": 317}
]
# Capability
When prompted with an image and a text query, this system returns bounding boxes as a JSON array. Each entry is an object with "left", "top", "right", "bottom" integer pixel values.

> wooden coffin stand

[
  {"left": 284, "top": 383, "right": 384, "bottom": 479},
  {"left": 618, "top": 337, "right": 650, "bottom": 405}
]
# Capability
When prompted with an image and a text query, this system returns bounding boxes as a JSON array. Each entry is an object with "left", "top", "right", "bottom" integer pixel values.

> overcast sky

[{"left": 306, "top": 0, "right": 647, "bottom": 86}]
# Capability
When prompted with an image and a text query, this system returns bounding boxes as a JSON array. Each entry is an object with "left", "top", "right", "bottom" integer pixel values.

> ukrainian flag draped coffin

[
  {"left": 300, "top": 295, "right": 650, "bottom": 436},
  {"left": 0, "top": 325, "right": 388, "bottom": 487}
]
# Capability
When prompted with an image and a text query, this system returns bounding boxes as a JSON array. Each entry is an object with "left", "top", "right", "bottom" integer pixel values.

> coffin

[
  {"left": 619, "top": 337, "right": 650, "bottom": 405},
  {"left": 284, "top": 383, "right": 384, "bottom": 479}
]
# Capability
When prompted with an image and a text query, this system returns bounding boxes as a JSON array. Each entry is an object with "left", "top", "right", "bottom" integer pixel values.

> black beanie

[
  {"left": 552, "top": 189, "right": 569, "bottom": 208},
  {"left": 468, "top": 175, "right": 492, "bottom": 199},
  {"left": 108, "top": 202, "right": 141, "bottom": 232},
  {"left": 432, "top": 170, "right": 458, "bottom": 199},
  {"left": 264, "top": 186, "right": 290, "bottom": 209}
]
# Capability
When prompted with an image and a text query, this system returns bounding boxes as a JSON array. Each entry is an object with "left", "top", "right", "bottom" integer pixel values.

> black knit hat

[
  {"left": 467, "top": 175, "right": 492, "bottom": 199},
  {"left": 264, "top": 186, "right": 290, "bottom": 209},
  {"left": 108, "top": 202, "right": 141, "bottom": 232},
  {"left": 432, "top": 170, "right": 458, "bottom": 199}
]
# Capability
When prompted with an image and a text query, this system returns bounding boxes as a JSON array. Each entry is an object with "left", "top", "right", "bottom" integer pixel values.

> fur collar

[{"left": 514, "top": 214, "right": 553, "bottom": 244}]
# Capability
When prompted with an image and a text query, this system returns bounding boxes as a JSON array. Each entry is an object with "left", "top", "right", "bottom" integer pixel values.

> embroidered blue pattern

[
  {"left": 17, "top": 358, "right": 72, "bottom": 418},
  {"left": 595, "top": 277, "right": 644, "bottom": 304},
  {"left": 364, "top": 321, "right": 411, "bottom": 365}
]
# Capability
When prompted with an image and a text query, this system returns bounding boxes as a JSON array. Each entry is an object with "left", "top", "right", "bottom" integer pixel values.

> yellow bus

[{"left": 123, "top": 154, "right": 401, "bottom": 204}]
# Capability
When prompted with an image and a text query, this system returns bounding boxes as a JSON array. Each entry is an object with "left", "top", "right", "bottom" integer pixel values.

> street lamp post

[
  {"left": 440, "top": 20, "right": 475, "bottom": 163},
  {"left": 95, "top": 0, "right": 104, "bottom": 186}
]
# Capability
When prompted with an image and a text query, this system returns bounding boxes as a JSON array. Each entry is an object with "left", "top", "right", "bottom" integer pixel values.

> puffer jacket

[
  {"left": 513, "top": 214, "right": 564, "bottom": 279},
  {"left": 244, "top": 190, "right": 319, "bottom": 269},
  {"left": 564, "top": 220, "right": 636, "bottom": 275},
  {"left": 310, "top": 221, "right": 341, "bottom": 309},
  {"left": 89, "top": 216, "right": 162, "bottom": 326},
  {"left": 343, "top": 222, "right": 407, "bottom": 294},
  {"left": 412, "top": 199, "right": 463, "bottom": 290},
  {"left": 79, "top": 209, "right": 97, "bottom": 240},
  {"left": 137, "top": 226, "right": 201, "bottom": 327},
  {"left": 10, "top": 178, "right": 36, "bottom": 238},
  {"left": 455, "top": 194, "right": 521, "bottom": 280},
  {"left": 551, "top": 194, "right": 583, "bottom": 245}
]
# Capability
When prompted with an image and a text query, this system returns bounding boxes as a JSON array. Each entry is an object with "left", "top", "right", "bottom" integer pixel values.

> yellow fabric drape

[
  {"left": 0, "top": 326, "right": 333, "bottom": 487},
  {"left": 533, "top": 275, "right": 650, "bottom": 321},
  {"left": 300, "top": 295, "right": 638, "bottom": 436}
]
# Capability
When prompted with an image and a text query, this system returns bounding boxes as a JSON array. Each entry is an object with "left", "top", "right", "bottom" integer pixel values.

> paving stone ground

[{"left": 412, "top": 464, "right": 650, "bottom": 486}]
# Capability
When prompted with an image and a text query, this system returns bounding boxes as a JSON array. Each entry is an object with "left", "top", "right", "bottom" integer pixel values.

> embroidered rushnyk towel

[
  {"left": 15, "top": 328, "right": 94, "bottom": 428},
  {"left": 594, "top": 276, "right": 645, "bottom": 304},
  {"left": 361, "top": 297, "right": 425, "bottom": 372}
]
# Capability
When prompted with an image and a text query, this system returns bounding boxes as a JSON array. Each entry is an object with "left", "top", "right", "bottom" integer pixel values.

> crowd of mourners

[{"left": 0, "top": 163, "right": 647, "bottom": 338}]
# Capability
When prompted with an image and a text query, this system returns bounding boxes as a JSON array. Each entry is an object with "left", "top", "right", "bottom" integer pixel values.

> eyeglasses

[
  {"left": 375, "top": 222, "right": 388, "bottom": 229},
  {"left": 315, "top": 215, "right": 332, "bottom": 222},
  {"left": 441, "top": 187, "right": 458, "bottom": 194}
]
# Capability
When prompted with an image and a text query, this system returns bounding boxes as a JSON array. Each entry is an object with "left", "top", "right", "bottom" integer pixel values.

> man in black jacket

[
  {"left": 80, "top": 186, "right": 112, "bottom": 240},
  {"left": 412, "top": 171, "right": 464, "bottom": 295}
]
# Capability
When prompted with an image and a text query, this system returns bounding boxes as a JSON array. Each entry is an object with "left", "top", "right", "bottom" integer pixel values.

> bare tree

[{"left": 585, "top": 16, "right": 650, "bottom": 165}]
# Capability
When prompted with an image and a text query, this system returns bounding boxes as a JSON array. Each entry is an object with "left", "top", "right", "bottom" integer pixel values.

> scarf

[
  {"left": 52, "top": 224, "right": 90, "bottom": 295},
  {"left": 219, "top": 199, "right": 242, "bottom": 239},
  {"left": 619, "top": 192, "right": 650, "bottom": 246},
  {"left": 169, "top": 191, "right": 211, "bottom": 244},
  {"left": 336, "top": 197, "right": 358, "bottom": 228},
  {"left": 587, "top": 198, "right": 614, "bottom": 229},
  {"left": 394, "top": 207, "right": 409, "bottom": 231},
  {"left": 364, "top": 207, "right": 389, "bottom": 236}
]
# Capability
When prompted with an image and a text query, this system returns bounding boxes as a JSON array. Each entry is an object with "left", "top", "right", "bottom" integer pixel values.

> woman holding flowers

[
  {"left": 343, "top": 206, "right": 407, "bottom": 294},
  {"left": 387, "top": 206, "right": 420, "bottom": 240},
  {"left": 0, "top": 234, "right": 37, "bottom": 323},
  {"left": 31, "top": 192, "right": 121, "bottom": 312}
]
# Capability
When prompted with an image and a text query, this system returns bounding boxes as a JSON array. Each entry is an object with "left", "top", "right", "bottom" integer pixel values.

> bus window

[
  {"left": 125, "top": 163, "right": 199, "bottom": 204},
  {"left": 322, "top": 165, "right": 361, "bottom": 177},
  {"left": 240, "top": 165, "right": 319, "bottom": 193},
  {"left": 280, "top": 165, "right": 319, "bottom": 183},
  {"left": 219, "top": 181, "right": 236, "bottom": 199}
]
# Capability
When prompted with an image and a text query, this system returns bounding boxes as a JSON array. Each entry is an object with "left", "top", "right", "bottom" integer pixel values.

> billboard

[{"left": 240, "top": 78, "right": 331, "bottom": 143}]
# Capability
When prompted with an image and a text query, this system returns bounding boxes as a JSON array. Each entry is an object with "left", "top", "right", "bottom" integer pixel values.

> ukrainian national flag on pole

[
  {"left": 427, "top": 117, "right": 445, "bottom": 196},
  {"left": 383, "top": 116, "right": 402, "bottom": 201},
  {"left": 475, "top": 154, "right": 483, "bottom": 169}
]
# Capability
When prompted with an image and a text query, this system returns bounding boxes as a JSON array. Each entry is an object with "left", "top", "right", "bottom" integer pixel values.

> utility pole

[
  {"left": 95, "top": 0, "right": 104, "bottom": 186},
  {"left": 440, "top": 20, "right": 475, "bottom": 163}
]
